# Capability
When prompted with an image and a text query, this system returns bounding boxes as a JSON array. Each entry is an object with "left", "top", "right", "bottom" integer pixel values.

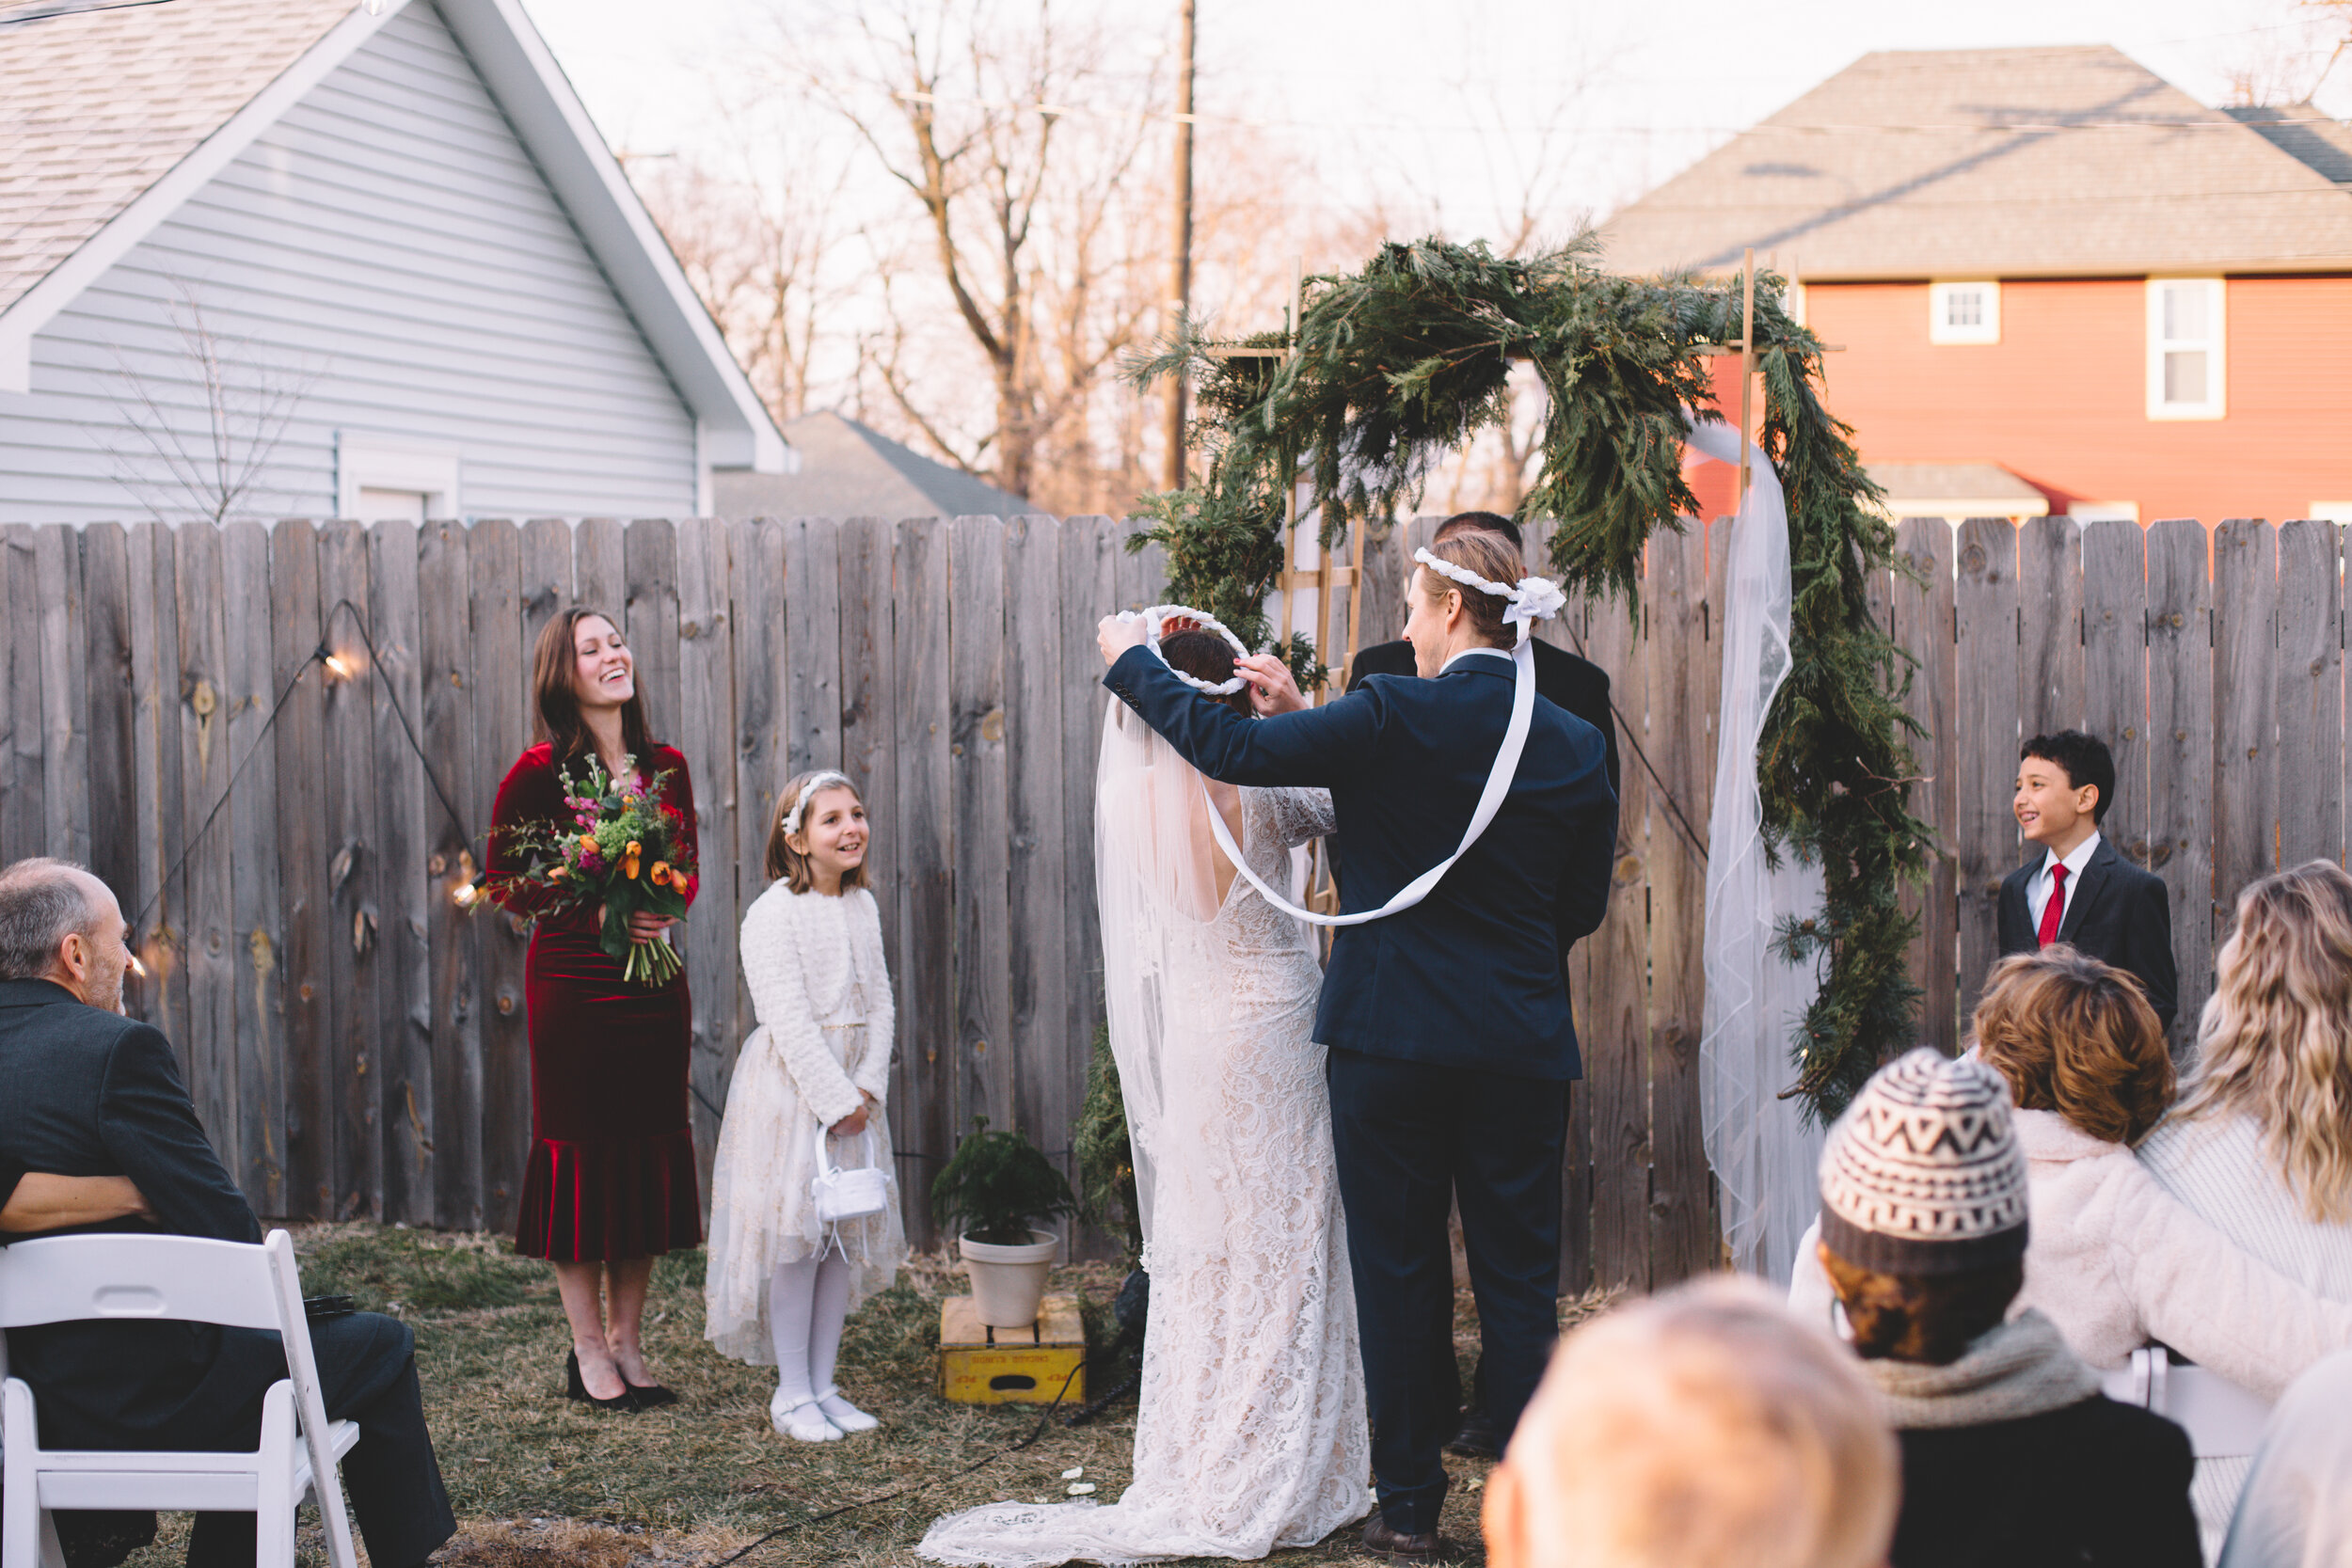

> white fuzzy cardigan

[
  {"left": 737, "top": 881, "right": 895, "bottom": 1128},
  {"left": 1791, "top": 1108, "right": 2352, "bottom": 1401}
]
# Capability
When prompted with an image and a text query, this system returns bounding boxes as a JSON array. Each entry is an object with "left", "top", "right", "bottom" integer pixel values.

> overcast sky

[{"left": 521, "top": 0, "right": 2352, "bottom": 230}]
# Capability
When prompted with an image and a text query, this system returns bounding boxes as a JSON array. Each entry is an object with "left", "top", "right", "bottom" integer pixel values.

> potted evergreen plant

[{"left": 932, "top": 1117, "right": 1077, "bottom": 1328}]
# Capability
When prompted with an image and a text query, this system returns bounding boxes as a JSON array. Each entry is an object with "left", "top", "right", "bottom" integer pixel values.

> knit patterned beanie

[{"left": 1818, "top": 1048, "right": 2030, "bottom": 1276}]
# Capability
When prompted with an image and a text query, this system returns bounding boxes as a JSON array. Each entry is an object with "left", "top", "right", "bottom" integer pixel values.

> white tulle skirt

[{"left": 704, "top": 1021, "right": 907, "bottom": 1365}]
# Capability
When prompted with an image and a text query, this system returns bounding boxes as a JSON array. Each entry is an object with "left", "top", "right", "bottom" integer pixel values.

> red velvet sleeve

[
  {"left": 487, "top": 747, "right": 567, "bottom": 916},
  {"left": 658, "top": 747, "right": 699, "bottom": 910}
]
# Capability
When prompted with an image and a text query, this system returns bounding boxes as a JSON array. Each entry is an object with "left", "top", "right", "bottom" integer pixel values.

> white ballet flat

[
  {"left": 770, "top": 1390, "right": 841, "bottom": 1442},
  {"left": 816, "top": 1385, "right": 879, "bottom": 1433}
]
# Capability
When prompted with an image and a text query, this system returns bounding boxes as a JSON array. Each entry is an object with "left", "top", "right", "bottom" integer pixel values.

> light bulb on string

[
  {"left": 126, "top": 950, "right": 147, "bottom": 978},
  {"left": 322, "top": 651, "right": 355, "bottom": 682}
]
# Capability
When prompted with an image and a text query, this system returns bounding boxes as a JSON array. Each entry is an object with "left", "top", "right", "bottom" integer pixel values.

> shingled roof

[
  {"left": 712, "top": 411, "right": 1032, "bottom": 520},
  {"left": 1597, "top": 46, "right": 2352, "bottom": 280},
  {"left": 0, "top": 0, "right": 354, "bottom": 313}
]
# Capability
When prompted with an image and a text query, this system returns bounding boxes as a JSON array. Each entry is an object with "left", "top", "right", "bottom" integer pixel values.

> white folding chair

[
  {"left": 2102, "top": 1345, "right": 2275, "bottom": 1458},
  {"left": 0, "top": 1229, "right": 359, "bottom": 1568}
]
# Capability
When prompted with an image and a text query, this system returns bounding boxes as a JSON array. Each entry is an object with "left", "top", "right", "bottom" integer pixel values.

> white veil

[
  {"left": 1687, "top": 413, "right": 1826, "bottom": 1286},
  {"left": 1094, "top": 698, "right": 1240, "bottom": 1271}
]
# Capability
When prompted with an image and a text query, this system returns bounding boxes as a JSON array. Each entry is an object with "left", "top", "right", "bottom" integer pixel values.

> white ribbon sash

[{"left": 1199, "top": 634, "right": 1536, "bottom": 927}]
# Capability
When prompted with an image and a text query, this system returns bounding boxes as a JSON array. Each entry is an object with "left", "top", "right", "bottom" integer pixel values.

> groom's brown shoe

[{"left": 1361, "top": 1517, "right": 1443, "bottom": 1563}]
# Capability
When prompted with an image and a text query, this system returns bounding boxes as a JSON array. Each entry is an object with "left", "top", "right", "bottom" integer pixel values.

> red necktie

[{"left": 2037, "top": 863, "right": 2070, "bottom": 947}]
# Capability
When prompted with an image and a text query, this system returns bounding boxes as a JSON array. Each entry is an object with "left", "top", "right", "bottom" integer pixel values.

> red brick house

[{"left": 1599, "top": 47, "right": 2352, "bottom": 527}]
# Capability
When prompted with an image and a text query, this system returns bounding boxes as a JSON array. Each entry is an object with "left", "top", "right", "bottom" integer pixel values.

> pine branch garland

[{"left": 1127, "top": 235, "right": 1932, "bottom": 1120}]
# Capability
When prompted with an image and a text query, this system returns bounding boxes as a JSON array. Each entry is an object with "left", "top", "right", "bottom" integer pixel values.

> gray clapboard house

[{"left": 0, "top": 0, "right": 785, "bottom": 525}]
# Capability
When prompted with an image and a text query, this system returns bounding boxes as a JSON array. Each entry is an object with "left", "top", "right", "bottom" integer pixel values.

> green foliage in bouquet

[
  {"left": 1128, "top": 234, "right": 1931, "bottom": 1119},
  {"left": 486, "top": 755, "right": 697, "bottom": 989},
  {"left": 1074, "top": 1025, "right": 1143, "bottom": 1264},
  {"left": 931, "top": 1117, "right": 1077, "bottom": 1247}
]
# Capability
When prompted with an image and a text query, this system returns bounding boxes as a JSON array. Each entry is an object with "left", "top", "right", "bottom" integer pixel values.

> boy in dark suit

[{"left": 1996, "top": 732, "right": 2179, "bottom": 1033}]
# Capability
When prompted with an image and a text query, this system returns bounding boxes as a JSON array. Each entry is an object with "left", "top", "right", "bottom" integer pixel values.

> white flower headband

[
  {"left": 1116, "top": 605, "right": 1251, "bottom": 695},
  {"left": 781, "top": 770, "right": 853, "bottom": 837},
  {"left": 1411, "top": 547, "right": 1569, "bottom": 641}
]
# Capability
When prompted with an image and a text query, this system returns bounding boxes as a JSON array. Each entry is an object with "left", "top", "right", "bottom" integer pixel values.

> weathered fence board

[
  {"left": 1954, "top": 519, "right": 2022, "bottom": 1025},
  {"left": 2212, "top": 518, "right": 2280, "bottom": 1031},
  {"left": 1005, "top": 515, "right": 1073, "bottom": 1203},
  {"left": 2275, "top": 519, "right": 2343, "bottom": 872},
  {"left": 222, "top": 520, "right": 287, "bottom": 1216},
  {"left": 366, "top": 520, "right": 434, "bottom": 1226},
  {"left": 2017, "top": 515, "right": 2085, "bottom": 738},
  {"left": 950, "top": 516, "right": 1011, "bottom": 1140},
  {"left": 474, "top": 518, "right": 533, "bottom": 1233},
  {"left": 419, "top": 519, "right": 482, "bottom": 1230},
  {"left": 1646, "top": 525, "right": 1714, "bottom": 1286},
  {"left": 266, "top": 519, "right": 331, "bottom": 1218},
  {"left": 2146, "top": 519, "right": 2216, "bottom": 1054},
  {"left": 1584, "top": 585, "right": 1650, "bottom": 1292},
  {"left": 675, "top": 515, "right": 739, "bottom": 1194},
  {"left": 2081, "top": 520, "right": 2149, "bottom": 892},
  {"left": 1893, "top": 517, "right": 1959, "bottom": 1053},
  {"left": 172, "top": 521, "right": 238, "bottom": 1182}
]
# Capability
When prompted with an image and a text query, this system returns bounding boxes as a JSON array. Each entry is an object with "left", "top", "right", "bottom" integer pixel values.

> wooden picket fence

[
  {"left": 3, "top": 511, "right": 2323, "bottom": 1289},
  {"left": 1881, "top": 515, "right": 2345, "bottom": 1059}
]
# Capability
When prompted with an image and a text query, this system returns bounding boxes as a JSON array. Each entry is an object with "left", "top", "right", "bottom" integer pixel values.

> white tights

[{"left": 769, "top": 1255, "right": 858, "bottom": 1415}]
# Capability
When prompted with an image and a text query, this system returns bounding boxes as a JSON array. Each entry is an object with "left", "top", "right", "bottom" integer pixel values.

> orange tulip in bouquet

[{"left": 489, "top": 755, "right": 696, "bottom": 987}]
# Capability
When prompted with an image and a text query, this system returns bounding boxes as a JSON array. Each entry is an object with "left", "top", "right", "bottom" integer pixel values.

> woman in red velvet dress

[{"left": 489, "top": 606, "right": 699, "bottom": 1411}]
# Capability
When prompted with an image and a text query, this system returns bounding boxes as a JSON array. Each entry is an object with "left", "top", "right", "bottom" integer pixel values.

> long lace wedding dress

[{"left": 917, "top": 701, "right": 1371, "bottom": 1566}]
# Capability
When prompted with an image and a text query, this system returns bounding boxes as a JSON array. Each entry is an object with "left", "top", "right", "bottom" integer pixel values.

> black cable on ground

[{"left": 700, "top": 1359, "right": 1087, "bottom": 1568}]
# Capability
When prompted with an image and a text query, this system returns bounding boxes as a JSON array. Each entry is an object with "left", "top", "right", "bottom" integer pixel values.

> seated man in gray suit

[{"left": 0, "top": 858, "right": 454, "bottom": 1568}]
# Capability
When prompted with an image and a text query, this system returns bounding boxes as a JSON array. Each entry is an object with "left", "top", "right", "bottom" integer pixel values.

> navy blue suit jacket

[{"left": 1104, "top": 644, "right": 1617, "bottom": 1080}]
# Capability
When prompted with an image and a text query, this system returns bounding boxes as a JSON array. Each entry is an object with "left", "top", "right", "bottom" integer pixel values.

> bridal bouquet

[{"left": 491, "top": 755, "right": 697, "bottom": 987}]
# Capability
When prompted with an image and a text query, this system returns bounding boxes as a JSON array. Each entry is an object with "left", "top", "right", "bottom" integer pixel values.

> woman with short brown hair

[{"left": 488, "top": 607, "right": 700, "bottom": 1411}]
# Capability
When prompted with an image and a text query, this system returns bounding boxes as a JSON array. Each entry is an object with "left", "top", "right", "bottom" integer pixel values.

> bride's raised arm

[{"left": 1268, "top": 786, "right": 1336, "bottom": 849}]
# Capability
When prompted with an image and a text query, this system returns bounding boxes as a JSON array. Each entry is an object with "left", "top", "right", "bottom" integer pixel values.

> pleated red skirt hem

[{"left": 514, "top": 1126, "right": 702, "bottom": 1261}]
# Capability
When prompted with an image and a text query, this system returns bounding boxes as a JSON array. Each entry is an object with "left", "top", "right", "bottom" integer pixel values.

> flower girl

[{"left": 706, "top": 769, "right": 907, "bottom": 1440}]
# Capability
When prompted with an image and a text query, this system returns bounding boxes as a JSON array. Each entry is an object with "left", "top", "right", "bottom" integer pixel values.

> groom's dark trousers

[
  {"left": 1106, "top": 642, "right": 1616, "bottom": 1537},
  {"left": 0, "top": 977, "right": 454, "bottom": 1568}
]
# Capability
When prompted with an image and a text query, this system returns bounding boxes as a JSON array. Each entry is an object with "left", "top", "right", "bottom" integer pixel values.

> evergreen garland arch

[{"left": 1129, "top": 235, "right": 1932, "bottom": 1119}]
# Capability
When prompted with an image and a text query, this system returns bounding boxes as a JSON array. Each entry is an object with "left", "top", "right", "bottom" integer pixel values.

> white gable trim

[
  {"left": 0, "top": 0, "right": 786, "bottom": 478},
  {"left": 436, "top": 0, "right": 784, "bottom": 474},
  {"left": 0, "top": 0, "right": 407, "bottom": 392}
]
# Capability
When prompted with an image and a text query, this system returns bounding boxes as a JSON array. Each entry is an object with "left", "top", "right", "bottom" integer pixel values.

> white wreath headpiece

[
  {"left": 782, "top": 769, "right": 853, "bottom": 837},
  {"left": 1412, "top": 548, "right": 1568, "bottom": 641},
  {"left": 1116, "top": 605, "right": 1251, "bottom": 695}
]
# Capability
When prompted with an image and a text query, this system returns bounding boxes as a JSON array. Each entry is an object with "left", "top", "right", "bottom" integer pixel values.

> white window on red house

[
  {"left": 1929, "top": 281, "right": 1999, "bottom": 344},
  {"left": 2147, "top": 279, "right": 2226, "bottom": 420}
]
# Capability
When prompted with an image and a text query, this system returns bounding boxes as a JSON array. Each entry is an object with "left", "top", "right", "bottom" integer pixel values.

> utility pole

[{"left": 1163, "top": 0, "right": 1196, "bottom": 491}]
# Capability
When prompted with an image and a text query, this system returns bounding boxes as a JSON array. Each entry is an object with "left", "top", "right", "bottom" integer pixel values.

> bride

[{"left": 918, "top": 623, "right": 1371, "bottom": 1565}]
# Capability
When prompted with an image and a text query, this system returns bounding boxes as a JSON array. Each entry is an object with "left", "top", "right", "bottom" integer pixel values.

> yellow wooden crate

[{"left": 939, "top": 1293, "right": 1087, "bottom": 1406}]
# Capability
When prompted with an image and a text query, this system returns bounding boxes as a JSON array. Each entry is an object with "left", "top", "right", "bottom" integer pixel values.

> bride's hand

[
  {"left": 1098, "top": 614, "right": 1148, "bottom": 667},
  {"left": 1237, "top": 654, "right": 1307, "bottom": 716}
]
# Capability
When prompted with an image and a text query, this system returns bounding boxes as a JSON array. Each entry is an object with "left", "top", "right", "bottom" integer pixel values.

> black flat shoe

[
  {"left": 624, "top": 1381, "right": 677, "bottom": 1408},
  {"left": 565, "top": 1351, "right": 639, "bottom": 1412}
]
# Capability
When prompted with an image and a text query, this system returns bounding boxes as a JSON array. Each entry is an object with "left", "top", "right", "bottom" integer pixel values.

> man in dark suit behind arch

[{"left": 1341, "top": 511, "right": 1619, "bottom": 1464}]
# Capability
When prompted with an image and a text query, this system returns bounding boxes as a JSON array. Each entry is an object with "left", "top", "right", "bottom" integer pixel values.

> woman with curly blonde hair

[{"left": 2144, "top": 860, "right": 2352, "bottom": 1243}]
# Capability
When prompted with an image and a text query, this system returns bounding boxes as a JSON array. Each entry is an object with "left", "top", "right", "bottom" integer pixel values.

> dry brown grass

[{"left": 108, "top": 1225, "right": 1627, "bottom": 1568}]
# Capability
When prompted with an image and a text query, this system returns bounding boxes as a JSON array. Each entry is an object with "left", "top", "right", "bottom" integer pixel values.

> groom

[{"left": 1099, "top": 531, "right": 1616, "bottom": 1561}]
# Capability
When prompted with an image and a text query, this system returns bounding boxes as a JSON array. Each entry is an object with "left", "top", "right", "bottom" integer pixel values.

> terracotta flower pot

[{"left": 959, "top": 1229, "right": 1058, "bottom": 1328}]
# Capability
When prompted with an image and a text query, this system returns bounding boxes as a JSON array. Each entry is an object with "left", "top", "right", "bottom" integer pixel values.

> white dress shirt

[
  {"left": 2026, "top": 830, "right": 2102, "bottom": 935},
  {"left": 1438, "top": 646, "right": 1515, "bottom": 674}
]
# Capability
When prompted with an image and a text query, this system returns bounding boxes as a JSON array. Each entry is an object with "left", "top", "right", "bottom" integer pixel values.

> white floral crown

[
  {"left": 781, "top": 770, "right": 852, "bottom": 837},
  {"left": 1117, "top": 605, "right": 1251, "bottom": 695},
  {"left": 1411, "top": 547, "right": 1568, "bottom": 641}
]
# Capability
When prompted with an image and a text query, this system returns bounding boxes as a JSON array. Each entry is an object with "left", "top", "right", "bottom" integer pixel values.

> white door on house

[{"left": 356, "top": 486, "right": 428, "bottom": 523}]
